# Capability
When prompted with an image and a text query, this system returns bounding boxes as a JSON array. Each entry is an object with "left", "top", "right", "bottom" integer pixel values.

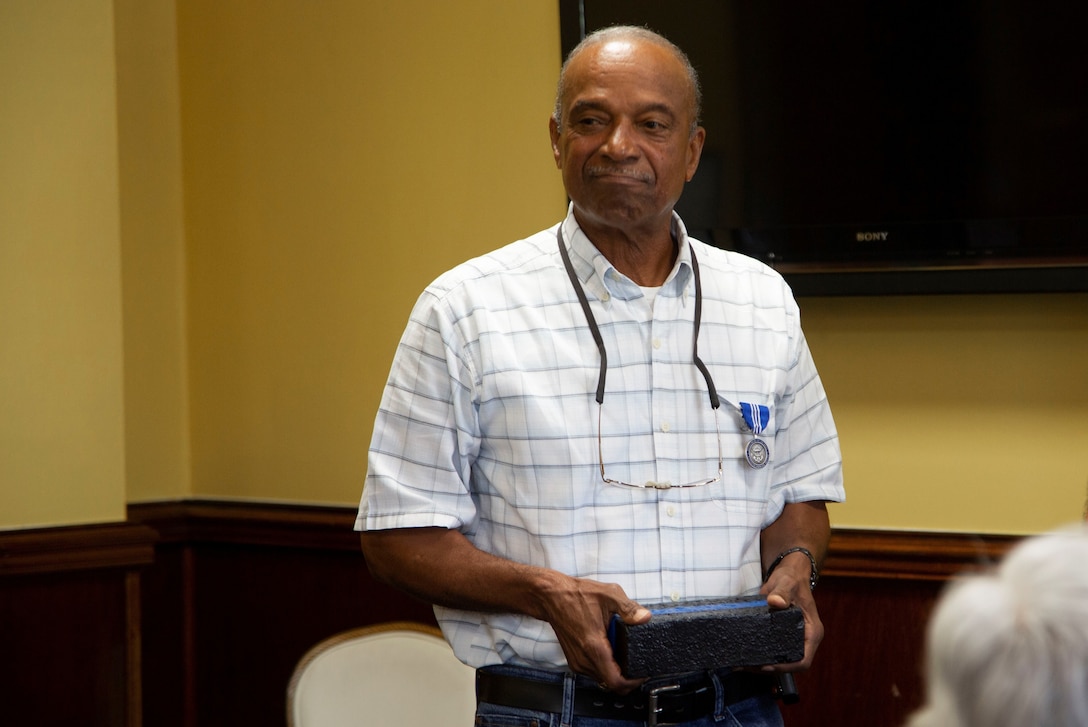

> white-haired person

[{"left": 907, "top": 524, "right": 1088, "bottom": 727}]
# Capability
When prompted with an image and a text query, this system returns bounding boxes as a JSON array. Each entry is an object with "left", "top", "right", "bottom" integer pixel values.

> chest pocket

[{"left": 703, "top": 400, "right": 775, "bottom": 520}]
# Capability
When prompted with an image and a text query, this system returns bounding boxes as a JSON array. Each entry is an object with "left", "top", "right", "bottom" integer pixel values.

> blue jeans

[{"left": 475, "top": 665, "right": 784, "bottom": 727}]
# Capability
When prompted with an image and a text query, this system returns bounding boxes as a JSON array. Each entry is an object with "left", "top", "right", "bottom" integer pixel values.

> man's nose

[{"left": 601, "top": 121, "right": 638, "bottom": 160}]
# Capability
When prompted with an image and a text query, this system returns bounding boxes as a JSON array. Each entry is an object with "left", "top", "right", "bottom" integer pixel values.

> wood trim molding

[
  {"left": 0, "top": 521, "right": 157, "bottom": 577},
  {"left": 824, "top": 528, "right": 1021, "bottom": 581},
  {"left": 127, "top": 500, "right": 360, "bottom": 552},
  {"left": 129, "top": 500, "right": 1023, "bottom": 581}
]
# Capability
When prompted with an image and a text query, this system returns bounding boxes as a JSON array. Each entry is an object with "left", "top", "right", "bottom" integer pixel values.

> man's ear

[
  {"left": 685, "top": 126, "right": 706, "bottom": 182},
  {"left": 549, "top": 116, "right": 562, "bottom": 169}
]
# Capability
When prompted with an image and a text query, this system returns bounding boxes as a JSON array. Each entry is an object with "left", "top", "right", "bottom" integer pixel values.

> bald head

[{"left": 554, "top": 26, "right": 702, "bottom": 137}]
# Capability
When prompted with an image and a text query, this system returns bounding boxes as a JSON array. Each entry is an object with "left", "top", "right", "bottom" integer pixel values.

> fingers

[
  {"left": 765, "top": 591, "right": 790, "bottom": 610},
  {"left": 543, "top": 576, "right": 649, "bottom": 693},
  {"left": 760, "top": 571, "right": 823, "bottom": 673},
  {"left": 554, "top": 609, "right": 645, "bottom": 693},
  {"left": 597, "top": 592, "right": 650, "bottom": 692},
  {"left": 616, "top": 599, "right": 652, "bottom": 626},
  {"left": 590, "top": 651, "right": 646, "bottom": 694}
]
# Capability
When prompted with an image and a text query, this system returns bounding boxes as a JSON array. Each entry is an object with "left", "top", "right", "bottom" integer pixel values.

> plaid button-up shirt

[{"left": 357, "top": 208, "right": 844, "bottom": 669}]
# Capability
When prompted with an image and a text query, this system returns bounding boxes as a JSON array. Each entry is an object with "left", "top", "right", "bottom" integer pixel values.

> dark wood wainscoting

[
  {"left": 0, "top": 521, "right": 157, "bottom": 727},
  {"left": 783, "top": 529, "right": 1018, "bottom": 727},
  {"left": 127, "top": 501, "right": 434, "bottom": 727},
  {"left": 126, "top": 501, "right": 1020, "bottom": 727}
]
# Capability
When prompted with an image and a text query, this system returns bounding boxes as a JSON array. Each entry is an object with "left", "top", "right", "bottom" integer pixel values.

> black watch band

[{"left": 764, "top": 546, "right": 819, "bottom": 591}]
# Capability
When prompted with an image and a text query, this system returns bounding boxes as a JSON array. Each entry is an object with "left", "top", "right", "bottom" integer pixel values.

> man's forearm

[
  {"left": 359, "top": 525, "right": 652, "bottom": 691},
  {"left": 760, "top": 501, "right": 831, "bottom": 578},
  {"left": 758, "top": 501, "right": 832, "bottom": 670},
  {"left": 360, "top": 526, "right": 558, "bottom": 620}
]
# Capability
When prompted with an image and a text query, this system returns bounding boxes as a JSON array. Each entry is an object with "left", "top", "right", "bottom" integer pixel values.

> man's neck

[{"left": 574, "top": 213, "right": 678, "bottom": 287}]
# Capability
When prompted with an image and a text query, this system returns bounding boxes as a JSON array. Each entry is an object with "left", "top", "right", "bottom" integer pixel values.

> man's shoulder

[
  {"left": 423, "top": 225, "right": 561, "bottom": 300},
  {"left": 688, "top": 238, "right": 795, "bottom": 301},
  {"left": 688, "top": 237, "right": 779, "bottom": 276}
]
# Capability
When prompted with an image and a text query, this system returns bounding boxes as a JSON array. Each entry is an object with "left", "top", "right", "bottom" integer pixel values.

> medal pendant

[{"left": 745, "top": 438, "right": 770, "bottom": 469}]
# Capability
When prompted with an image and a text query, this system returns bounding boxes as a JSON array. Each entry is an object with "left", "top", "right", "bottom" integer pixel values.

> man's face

[{"left": 550, "top": 38, "right": 705, "bottom": 240}]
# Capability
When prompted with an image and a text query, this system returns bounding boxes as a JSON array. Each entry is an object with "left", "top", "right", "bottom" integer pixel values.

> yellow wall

[
  {"left": 116, "top": 0, "right": 192, "bottom": 504},
  {"left": 1, "top": 0, "right": 127, "bottom": 529},
  {"left": 2, "top": 0, "right": 1085, "bottom": 534},
  {"left": 176, "top": 0, "right": 567, "bottom": 503},
  {"left": 804, "top": 294, "right": 1088, "bottom": 534}
]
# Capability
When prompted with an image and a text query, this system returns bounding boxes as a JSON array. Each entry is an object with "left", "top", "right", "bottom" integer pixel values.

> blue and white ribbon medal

[{"left": 740, "top": 403, "right": 771, "bottom": 469}]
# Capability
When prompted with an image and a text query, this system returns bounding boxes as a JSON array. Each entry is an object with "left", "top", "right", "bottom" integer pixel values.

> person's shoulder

[
  {"left": 688, "top": 237, "right": 778, "bottom": 276},
  {"left": 424, "top": 225, "right": 559, "bottom": 299},
  {"left": 688, "top": 238, "right": 794, "bottom": 298}
]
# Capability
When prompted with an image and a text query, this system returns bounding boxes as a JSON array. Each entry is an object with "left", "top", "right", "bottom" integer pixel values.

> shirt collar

[{"left": 558, "top": 204, "right": 694, "bottom": 304}]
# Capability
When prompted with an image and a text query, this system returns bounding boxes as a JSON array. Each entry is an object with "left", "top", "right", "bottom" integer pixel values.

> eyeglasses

[
  {"left": 558, "top": 227, "right": 723, "bottom": 490},
  {"left": 597, "top": 402, "right": 723, "bottom": 489}
]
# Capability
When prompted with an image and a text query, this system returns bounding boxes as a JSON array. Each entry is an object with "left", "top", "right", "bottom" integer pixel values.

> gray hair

[
  {"left": 907, "top": 524, "right": 1088, "bottom": 727},
  {"left": 553, "top": 25, "right": 702, "bottom": 137}
]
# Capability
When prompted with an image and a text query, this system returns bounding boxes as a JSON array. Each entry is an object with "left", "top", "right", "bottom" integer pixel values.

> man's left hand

[{"left": 758, "top": 549, "right": 823, "bottom": 672}]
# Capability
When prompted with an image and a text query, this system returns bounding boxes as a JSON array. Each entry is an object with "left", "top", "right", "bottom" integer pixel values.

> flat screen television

[{"left": 558, "top": 1, "right": 1088, "bottom": 295}]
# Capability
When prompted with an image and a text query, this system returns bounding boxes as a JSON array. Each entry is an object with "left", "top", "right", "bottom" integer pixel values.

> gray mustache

[{"left": 586, "top": 166, "right": 653, "bottom": 183}]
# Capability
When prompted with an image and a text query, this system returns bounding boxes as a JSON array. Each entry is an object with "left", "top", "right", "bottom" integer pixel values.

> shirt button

[
  {"left": 652, "top": 338, "right": 662, "bottom": 349},
  {"left": 601, "top": 292, "right": 611, "bottom": 302},
  {"left": 661, "top": 422, "right": 671, "bottom": 433},
  {"left": 666, "top": 506, "right": 676, "bottom": 517},
  {"left": 670, "top": 592, "right": 681, "bottom": 602}
]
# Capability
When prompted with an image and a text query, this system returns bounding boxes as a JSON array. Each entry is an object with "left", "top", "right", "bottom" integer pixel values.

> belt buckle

[{"left": 647, "top": 683, "right": 681, "bottom": 727}]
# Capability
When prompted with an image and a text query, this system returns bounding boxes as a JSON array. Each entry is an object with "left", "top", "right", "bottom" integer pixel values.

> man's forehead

[
  {"left": 564, "top": 41, "right": 692, "bottom": 116},
  {"left": 592, "top": 37, "right": 642, "bottom": 61},
  {"left": 575, "top": 36, "right": 676, "bottom": 73}
]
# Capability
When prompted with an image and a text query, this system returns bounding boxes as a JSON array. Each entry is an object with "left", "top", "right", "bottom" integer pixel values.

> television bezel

[{"left": 557, "top": 0, "right": 1088, "bottom": 296}]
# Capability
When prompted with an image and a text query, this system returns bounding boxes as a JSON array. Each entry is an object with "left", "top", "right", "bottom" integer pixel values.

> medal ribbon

[{"left": 740, "top": 402, "right": 770, "bottom": 435}]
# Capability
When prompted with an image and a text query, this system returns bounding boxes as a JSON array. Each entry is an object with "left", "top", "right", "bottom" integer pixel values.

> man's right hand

[
  {"left": 535, "top": 570, "right": 651, "bottom": 693},
  {"left": 360, "top": 527, "right": 649, "bottom": 693}
]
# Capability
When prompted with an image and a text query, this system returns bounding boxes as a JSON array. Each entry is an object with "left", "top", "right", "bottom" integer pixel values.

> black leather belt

[{"left": 476, "top": 668, "right": 776, "bottom": 726}]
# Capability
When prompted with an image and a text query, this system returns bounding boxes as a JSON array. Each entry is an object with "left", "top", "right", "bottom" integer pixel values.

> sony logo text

[{"left": 856, "top": 231, "right": 890, "bottom": 242}]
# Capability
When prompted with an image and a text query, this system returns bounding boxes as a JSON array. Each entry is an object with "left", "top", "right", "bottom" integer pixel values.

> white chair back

[{"left": 287, "top": 621, "right": 476, "bottom": 727}]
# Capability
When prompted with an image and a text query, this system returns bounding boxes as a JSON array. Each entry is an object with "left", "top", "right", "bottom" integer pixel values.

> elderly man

[{"left": 358, "top": 25, "right": 844, "bottom": 727}]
